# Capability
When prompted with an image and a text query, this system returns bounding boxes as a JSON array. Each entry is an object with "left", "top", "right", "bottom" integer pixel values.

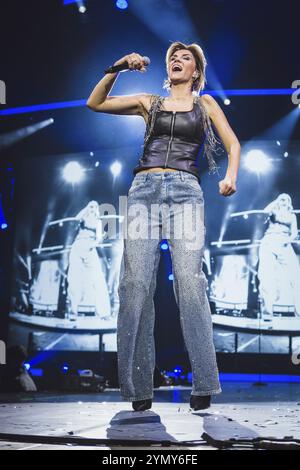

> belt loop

[{"left": 180, "top": 171, "right": 185, "bottom": 181}]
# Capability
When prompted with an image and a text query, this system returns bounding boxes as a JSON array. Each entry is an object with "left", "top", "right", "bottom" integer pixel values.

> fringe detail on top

[
  {"left": 141, "top": 94, "right": 223, "bottom": 176},
  {"left": 141, "top": 94, "right": 163, "bottom": 152},
  {"left": 194, "top": 95, "right": 223, "bottom": 176}
]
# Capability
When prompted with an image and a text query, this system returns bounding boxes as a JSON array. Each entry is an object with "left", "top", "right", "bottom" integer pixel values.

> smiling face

[{"left": 167, "top": 49, "right": 198, "bottom": 88}]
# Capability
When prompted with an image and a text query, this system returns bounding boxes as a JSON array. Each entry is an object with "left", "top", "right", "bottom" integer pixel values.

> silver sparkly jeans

[{"left": 117, "top": 170, "right": 222, "bottom": 401}]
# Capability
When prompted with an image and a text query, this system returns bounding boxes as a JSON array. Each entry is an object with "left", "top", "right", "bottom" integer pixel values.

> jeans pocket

[
  {"left": 128, "top": 178, "right": 144, "bottom": 194},
  {"left": 184, "top": 178, "right": 203, "bottom": 194}
]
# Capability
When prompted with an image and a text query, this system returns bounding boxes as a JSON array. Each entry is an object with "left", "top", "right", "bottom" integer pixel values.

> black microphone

[{"left": 104, "top": 56, "right": 150, "bottom": 74}]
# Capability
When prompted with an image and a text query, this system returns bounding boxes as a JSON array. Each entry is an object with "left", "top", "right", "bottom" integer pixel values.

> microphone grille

[{"left": 143, "top": 56, "right": 151, "bottom": 66}]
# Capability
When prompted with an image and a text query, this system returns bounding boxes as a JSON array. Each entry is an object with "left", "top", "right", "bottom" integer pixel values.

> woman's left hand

[{"left": 218, "top": 176, "right": 237, "bottom": 197}]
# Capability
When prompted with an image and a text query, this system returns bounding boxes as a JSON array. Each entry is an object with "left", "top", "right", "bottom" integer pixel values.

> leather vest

[{"left": 133, "top": 95, "right": 206, "bottom": 181}]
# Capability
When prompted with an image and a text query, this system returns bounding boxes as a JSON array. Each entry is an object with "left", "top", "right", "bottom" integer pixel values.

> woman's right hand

[{"left": 113, "top": 53, "right": 147, "bottom": 72}]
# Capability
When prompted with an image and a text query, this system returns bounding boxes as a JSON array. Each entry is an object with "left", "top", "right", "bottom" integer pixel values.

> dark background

[{"left": 1, "top": 0, "right": 300, "bottom": 379}]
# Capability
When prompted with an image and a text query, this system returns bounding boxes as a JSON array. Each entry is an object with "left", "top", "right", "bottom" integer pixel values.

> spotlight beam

[{"left": 0, "top": 119, "right": 54, "bottom": 149}]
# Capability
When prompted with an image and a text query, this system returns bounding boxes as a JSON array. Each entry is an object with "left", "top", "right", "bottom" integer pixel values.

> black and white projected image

[
  {"left": 8, "top": 141, "right": 300, "bottom": 355},
  {"left": 209, "top": 142, "right": 300, "bottom": 355},
  {"left": 9, "top": 153, "right": 126, "bottom": 352}
]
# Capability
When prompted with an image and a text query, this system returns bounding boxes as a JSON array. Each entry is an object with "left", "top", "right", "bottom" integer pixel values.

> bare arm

[
  {"left": 201, "top": 94, "right": 241, "bottom": 197},
  {"left": 96, "top": 220, "right": 104, "bottom": 244},
  {"left": 263, "top": 200, "right": 278, "bottom": 214},
  {"left": 86, "top": 52, "right": 149, "bottom": 117},
  {"left": 290, "top": 213, "right": 298, "bottom": 241},
  {"left": 75, "top": 208, "right": 86, "bottom": 220}
]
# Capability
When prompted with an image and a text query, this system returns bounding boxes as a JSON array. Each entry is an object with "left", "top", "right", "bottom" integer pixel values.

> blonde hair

[
  {"left": 163, "top": 41, "right": 207, "bottom": 93},
  {"left": 275, "top": 193, "right": 293, "bottom": 212},
  {"left": 76, "top": 200, "right": 100, "bottom": 221}
]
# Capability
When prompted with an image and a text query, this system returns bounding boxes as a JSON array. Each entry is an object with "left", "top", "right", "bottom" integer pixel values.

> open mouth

[{"left": 172, "top": 64, "right": 183, "bottom": 72}]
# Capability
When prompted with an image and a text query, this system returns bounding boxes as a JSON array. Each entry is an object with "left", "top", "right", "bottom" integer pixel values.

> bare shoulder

[
  {"left": 201, "top": 93, "right": 215, "bottom": 103},
  {"left": 200, "top": 93, "right": 217, "bottom": 110}
]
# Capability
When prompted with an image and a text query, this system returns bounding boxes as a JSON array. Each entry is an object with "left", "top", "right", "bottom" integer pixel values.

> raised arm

[
  {"left": 75, "top": 208, "right": 86, "bottom": 220},
  {"left": 263, "top": 200, "right": 278, "bottom": 214},
  {"left": 86, "top": 52, "right": 150, "bottom": 117}
]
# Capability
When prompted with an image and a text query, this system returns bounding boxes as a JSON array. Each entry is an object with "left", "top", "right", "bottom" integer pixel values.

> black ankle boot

[
  {"left": 190, "top": 394, "right": 211, "bottom": 410},
  {"left": 132, "top": 399, "right": 152, "bottom": 411}
]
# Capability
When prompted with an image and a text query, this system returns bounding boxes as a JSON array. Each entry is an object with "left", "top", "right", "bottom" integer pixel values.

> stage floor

[{"left": 0, "top": 383, "right": 299, "bottom": 450}]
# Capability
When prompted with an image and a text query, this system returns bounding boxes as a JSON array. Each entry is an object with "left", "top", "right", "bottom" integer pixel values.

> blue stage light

[
  {"left": 30, "top": 369, "right": 44, "bottom": 377},
  {"left": 62, "top": 365, "right": 69, "bottom": 373},
  {"left": 110, "top": 161, "right": 122, "bottom": 177},
  {"left": 160, "top": 241, "right": 168, "bottom": 250},
  {"left": 206, "top": 88, "right": 294, "bottom": 97},
  {"left": 168, "top": 273, "right": 174, "bottom": 281},
  {"left": 0, "top": 89, "right": 295, "bottom": 116},
  {"left": 219, "top": 373, "right": 300, "bottom": 383},
  {"left": 63, "top": 161, "right": 85, "bottom": 183},
  {"left": 1, "top": 223, "right": 8, "bottom": 230},
  {"left": 116, "top": 0, "right": 128, "bottom": 9},
  {"left": 244, "top": 149, "right": 271, "bottom": 174},
  {"left": 0, "top": 99, "right": 85, "bottom": 116},
  {"left": 24, "top": 363, "right": 31, "bottom": 370}
]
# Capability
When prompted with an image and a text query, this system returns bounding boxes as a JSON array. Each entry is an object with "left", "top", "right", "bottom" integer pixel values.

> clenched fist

[{"left": 218, "top": 176, "right": 237, "bottom": 197}]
